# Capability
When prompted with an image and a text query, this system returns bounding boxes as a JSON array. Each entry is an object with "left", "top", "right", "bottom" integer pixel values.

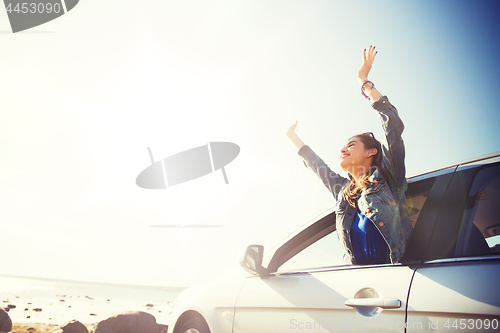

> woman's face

[{"left": 339, "top": 136, "right": 372, "bottom": 175}]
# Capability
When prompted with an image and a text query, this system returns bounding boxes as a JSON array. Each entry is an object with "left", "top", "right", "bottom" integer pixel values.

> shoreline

[
  {"left": 1, "top": 275, "right": 179, "bottom": 328},
  {"left": 0, "top": 274, "right": 188, "bottom": 293},
  {"left": 11, "top": 323, "right": 98, "bottom": 333}
]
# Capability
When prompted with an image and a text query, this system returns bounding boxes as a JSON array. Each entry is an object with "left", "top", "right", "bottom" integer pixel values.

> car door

[
  {"left": 407, "top": 158, "right": 500, "bottom": 332},
  {"left": 234, "top": 261, "right": 414, "bottom": 332},
  {"left": 232, "top": 169, "right": 453, "bottom": 333}
]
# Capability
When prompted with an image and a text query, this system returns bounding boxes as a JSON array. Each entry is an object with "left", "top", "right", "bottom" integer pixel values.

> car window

[
  {"left": 277, "top": 230, "right": 345, "bottom": 272},
  {"left": 455, "top": 164, "right": 500, "bottom": 256}
]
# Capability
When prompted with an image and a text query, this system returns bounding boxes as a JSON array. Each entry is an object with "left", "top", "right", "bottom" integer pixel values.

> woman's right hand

[
  {"left": 357, "top": 45, "right": 377, "bottom": 84},
  {"left": 286, "top": 121, "right": 306, "bottom": 150},
  {"left": 357, "top": 45, "right": 382, "bottom": 102},
  {"left": 286, "top": 121, "right": 298, "bottom": 137}
]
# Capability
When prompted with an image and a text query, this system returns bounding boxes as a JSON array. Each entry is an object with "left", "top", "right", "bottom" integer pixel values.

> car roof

[{"left": 407, "top": 151, "right": 500, "bottom": 181}]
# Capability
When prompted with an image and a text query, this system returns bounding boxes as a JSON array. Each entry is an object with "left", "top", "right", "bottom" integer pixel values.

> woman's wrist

[
  {"left": 358, "top": 76, "right": 368, "bottom": 85},
  {"left": 361, "top": 80, "right": 375, "bottom": 100}
]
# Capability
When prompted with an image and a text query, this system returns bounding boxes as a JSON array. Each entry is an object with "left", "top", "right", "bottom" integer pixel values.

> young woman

[{"left": 286, "top": 46, "right": 413, "bottom": 265}]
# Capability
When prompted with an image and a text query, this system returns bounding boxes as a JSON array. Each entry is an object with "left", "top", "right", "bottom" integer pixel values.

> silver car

[{"left": 167, "top": 152, "right": 500, "bottom": 333}]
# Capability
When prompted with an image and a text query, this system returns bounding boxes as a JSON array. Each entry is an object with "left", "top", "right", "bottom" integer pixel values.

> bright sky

[{"left": 1, "top": 0, "right": 499, "bottom": 287}]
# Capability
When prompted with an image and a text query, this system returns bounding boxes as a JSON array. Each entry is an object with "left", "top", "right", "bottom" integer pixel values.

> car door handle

[{"left": 345, "top": 298, "right": 401, "bottom": 309}]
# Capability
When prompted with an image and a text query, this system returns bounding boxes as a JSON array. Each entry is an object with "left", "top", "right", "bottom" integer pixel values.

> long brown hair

[{"left": 343, "top": 133, "right": 387, "bottom": 207}]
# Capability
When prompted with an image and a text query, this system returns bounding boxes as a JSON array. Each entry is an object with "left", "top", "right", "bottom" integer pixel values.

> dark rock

[
  {"left": 26, "top": 316, "right": 30, "bottom": 319},
  {"left": 24, "top": 308, "right": 29, "bottom": 311},
  {"left": 60, "top": 299, "right": 65, "bottom": 302},
  {"left": 0, "top": 308, "right": 12, "bottom": 333},
  {"left": 61, "top": 320, "right": 88, "bottom": 333},
  {"left": 94, "top": 311, "right": 158, "bottom": 333},
  {"left": 6, "top": 305, "right": 16, "bottom": 310},
  {"left": 145, "top": 303, "right": 154, "bottom": 307},
  {"left": 33, "top": 308, "right": 42, "bottom": 312},
  {"left": 90, "top": 313, "right": 97, "bottom": 316}
]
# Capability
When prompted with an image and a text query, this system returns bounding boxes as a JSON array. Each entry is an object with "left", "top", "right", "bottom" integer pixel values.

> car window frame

[{"left": 265, "top": 211, "right": 337, "bottom": 274}]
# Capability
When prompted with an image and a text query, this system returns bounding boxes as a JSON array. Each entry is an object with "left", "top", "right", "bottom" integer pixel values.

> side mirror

[{"left": 239, "top": 244, "right": 265, "bottom": 275}]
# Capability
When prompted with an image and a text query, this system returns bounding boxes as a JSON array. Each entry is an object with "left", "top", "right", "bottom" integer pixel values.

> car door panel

[{"left": 233, "top": 265, "right": 415, "bottom": 332}]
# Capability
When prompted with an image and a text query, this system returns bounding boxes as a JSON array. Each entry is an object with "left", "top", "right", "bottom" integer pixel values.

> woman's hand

[
  {"left": 357, "top": 45, "right": 382, "bottom": 102},
  {"left": 357, "top": 45, "right": 377, "bottom": 84},
  {"left": 286, "top": 121, "right": 298, "bottom": 136},
  {"left": 286, "top": 121, "right": 305, "bottom": 150}
]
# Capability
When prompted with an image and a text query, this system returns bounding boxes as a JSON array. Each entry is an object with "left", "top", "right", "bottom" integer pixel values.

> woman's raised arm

[
  {"left": 286, "top": 121, "right": 348, "bottom": 199},
  {"left": 359, "top": 46, "right": 407, "bottom": 192}
]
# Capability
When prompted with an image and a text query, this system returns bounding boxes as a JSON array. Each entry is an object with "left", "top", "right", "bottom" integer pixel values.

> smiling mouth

[{"left": 340, "top": 154, "right": 350, "bottom": 160}]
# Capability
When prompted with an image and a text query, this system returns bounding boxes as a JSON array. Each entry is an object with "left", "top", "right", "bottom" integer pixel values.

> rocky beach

[{"left": 1, "top": 275, "right": 184, "bottom": 333}]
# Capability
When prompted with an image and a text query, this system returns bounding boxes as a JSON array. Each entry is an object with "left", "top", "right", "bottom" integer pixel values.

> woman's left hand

[{"left": 357, "top": 45, "right": 377, "bottom": 84}]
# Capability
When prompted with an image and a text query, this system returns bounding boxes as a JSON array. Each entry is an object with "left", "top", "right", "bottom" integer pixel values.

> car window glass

[
  {"left": 455, "top": 164, "right": 500, "bottom": 256},
  {"left": 406, "top": 177, "right": 436, "bottom": 228},
  {"left": 277, "top": 230, "right": 345, "bottom": 272}
]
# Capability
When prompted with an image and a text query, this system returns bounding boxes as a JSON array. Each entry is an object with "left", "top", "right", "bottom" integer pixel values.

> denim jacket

[{"left": 298, "top": 96, "right": 413, "bottom": 264}]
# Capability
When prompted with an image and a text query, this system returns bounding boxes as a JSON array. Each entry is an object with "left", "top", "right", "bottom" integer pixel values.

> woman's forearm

[{"left": 286, "top": 130, "right": 306, "bottom": 151}]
